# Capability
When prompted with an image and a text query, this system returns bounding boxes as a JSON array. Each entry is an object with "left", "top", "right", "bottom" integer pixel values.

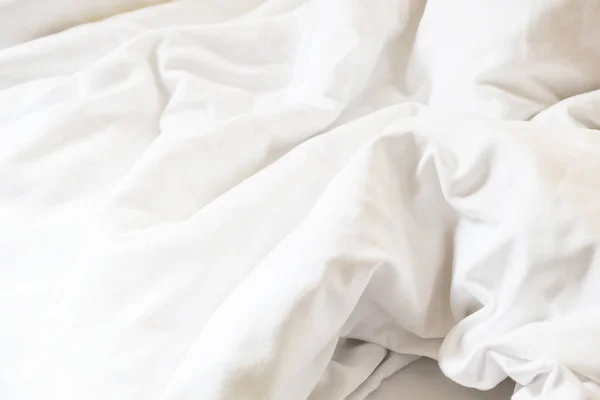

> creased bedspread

[{"left": 1, "top": 1, "right": 600, "bottom": 399}]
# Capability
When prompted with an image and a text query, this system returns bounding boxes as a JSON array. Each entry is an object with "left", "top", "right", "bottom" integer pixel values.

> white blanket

[{"left": 1, "top": 1, "right": 600, "bottom": 399}]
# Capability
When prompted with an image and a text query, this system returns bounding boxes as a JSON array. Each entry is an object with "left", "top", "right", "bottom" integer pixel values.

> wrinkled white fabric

[
  {"left": 0, "top": 0, "right": 168, "bottom": 49},
  {"left": 1, "top": 1, "right": 600, "bottom": 400}
]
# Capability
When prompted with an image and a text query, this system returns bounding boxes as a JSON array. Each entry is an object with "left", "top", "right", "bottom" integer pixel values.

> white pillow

[{"left": 0, "top": 0, "right": 168, "bottom": 49}]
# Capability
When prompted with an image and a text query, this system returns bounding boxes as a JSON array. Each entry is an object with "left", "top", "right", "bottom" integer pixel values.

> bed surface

[
  {"left": 1, "top": 1, "right": 600, "bottom": 399},
  {"left": 368, "top": 359, "right": 515, "bottom": 400}
]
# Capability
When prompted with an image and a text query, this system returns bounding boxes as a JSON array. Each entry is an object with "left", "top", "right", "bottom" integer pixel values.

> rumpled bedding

[{"left": 1, "top": 1, "right": 600, "bottom": 399}]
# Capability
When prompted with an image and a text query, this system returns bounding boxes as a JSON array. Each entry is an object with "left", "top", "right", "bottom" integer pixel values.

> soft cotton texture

[{"left": 1, "top": 1, "right": 599, "bottom": 400}]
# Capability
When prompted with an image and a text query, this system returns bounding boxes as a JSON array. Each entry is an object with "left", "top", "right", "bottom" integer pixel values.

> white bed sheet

[{"left": 367, "top": 358, "right": 515, "bottom": 400}]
